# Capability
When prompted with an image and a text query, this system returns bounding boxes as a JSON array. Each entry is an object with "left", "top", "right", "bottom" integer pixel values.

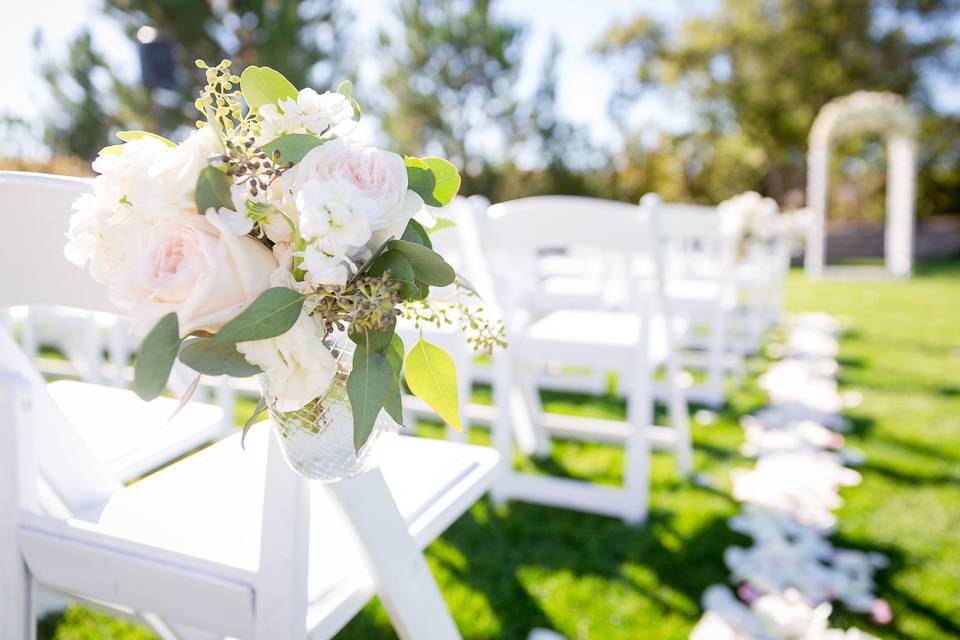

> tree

[
  {"left": 38, "top": 0, "right": 350, "bottom": 160},
  {"left": 597, "top": 0, "right": 960, "bottom": 215},
  {"left": 376, "top": 0, "right": 523, "bottom": 179}
]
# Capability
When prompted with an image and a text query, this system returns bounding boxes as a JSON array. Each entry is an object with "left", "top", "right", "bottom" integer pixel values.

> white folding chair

[
  {"left": 480, "top": 196, "right": 692, "bottom": 525},
  {"left": 639, "top": 195, "right": 745, "bottom": 407},
  {"left": 0, "top": 173, "right": 227, "bottom": 482},
  {"left": 0, "top": 171, "right": 501, "bottom": 640}
]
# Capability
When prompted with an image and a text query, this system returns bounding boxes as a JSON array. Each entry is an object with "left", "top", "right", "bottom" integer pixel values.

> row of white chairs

[{"left": 0, "top": 171, "right": 790, "bottom": 639}]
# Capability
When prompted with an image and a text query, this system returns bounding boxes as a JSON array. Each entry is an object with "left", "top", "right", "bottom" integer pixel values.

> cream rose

[
  {"left": 287, "top": 139, "right": 423, "bottom": 232},
  {"left": 111, "top": 211, "right": 277, "bottom": 335},
  {"left": 236, "top": 313, "right": 337, "bottom": 412}
]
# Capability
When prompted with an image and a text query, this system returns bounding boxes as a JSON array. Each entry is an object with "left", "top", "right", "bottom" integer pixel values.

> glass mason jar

[{"left": 262, "top": 332, "right": 400, "bottom": 482}]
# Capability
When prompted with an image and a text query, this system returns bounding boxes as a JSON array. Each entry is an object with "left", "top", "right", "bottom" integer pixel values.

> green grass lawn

[{"left": 39, "top": 262, "right": 960, "bottom": 639}]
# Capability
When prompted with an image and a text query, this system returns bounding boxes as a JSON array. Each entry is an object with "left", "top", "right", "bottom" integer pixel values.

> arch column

[
  {"left": 805, "top": 142, "right": 829, "bottom": 278},
  {"left": 885, "top": 134, "right": 915, "bottom": 277}
]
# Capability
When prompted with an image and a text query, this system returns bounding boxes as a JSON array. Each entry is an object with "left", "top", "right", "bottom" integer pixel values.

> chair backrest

[
  {"left": 0, "top": 172, "right": 126, "bottom": 518},
  {"left": 486, "top": 196, "right": 653, "bottom": 254},
  {"left": 483, "top": 196, "right": 657, "bottom": 313},
  {"left": 0, "top": 172, "right": 116, "bottom": 312},
  {"left": 639, "top": 194, "right": 738, "bottom": 281}
]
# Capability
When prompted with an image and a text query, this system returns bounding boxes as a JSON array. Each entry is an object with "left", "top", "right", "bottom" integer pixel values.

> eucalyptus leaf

[
  {"left": 167, "top": 373, "right": 202, "bottom": 423},
  {"left": 336, "top": 80, "right": 362, "bottom": 121},
  {"left": 212, "top": 287, "right": 305, "bottom": 344},
  {"left": 133, "top": 313, "right": 181, "bottom": 401},
  {"left": 428, "top": 218, "right": 457, "bottom": 235},
  {"left": 241, "top": 395, "right": 268, "bottom": 450},
  {"left": 383, "top": 334, "right": 405, "bottom": 426},
  {"left": 348, "top": 317, "right": 396, "bottom": 355},
  {"left": 387, "top": 239, "right": 456, "bottom": 287},
  {"left": 179, "top": 338, "right": 262, "bottom": 377},
  {"left": 260, "top": 134, "right": 324, "bottom": 164},
  {"left": 195, "top": 166, "right": 234, "bottom": 214},
  {"left": 405, "top": 156, "right": 438, "bottom": 206},
  {"left": 240, "top": 66, "right": 298, "bottom": 110},
  {"left": 404, "top": 156, "right": 461, "bottom": 207},
  {"left": 401, "top": 219, "right": 432, "bottom": 249},
  {"left": 117, "top": 130, "right": 175, "bottom": 147},
  {"left": 456, "top": 274, "right": 483, "bottom": 301},
  {"left": 366, "top": 250, "right": 418, "bottom": 298},
  {"left": 347, "top": 345, "right": 392, "bottom": 451},
  {"left": 404, "top": 338, "right": 462, "bottom": 431}
]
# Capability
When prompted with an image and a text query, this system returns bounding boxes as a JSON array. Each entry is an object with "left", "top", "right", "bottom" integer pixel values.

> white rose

[
  {"left": 257, "top": 89, "right": 355, "bottom": 142},
  {"left": 65, "top": 192, "right": 146, "bottom": 283},
  {"left": 92, "top": 126, "right": 219, "bottom": 220},
  {"left": 230, "top": 181, "right": 300, "bottom": 244},
  {"left": 301, "top": 245, "right": 351, "bottom": 287},
  {"left": 288, "top": 139, "right": 423, "bottom": 232},
  {"left": 111, "top": 211, "right": 277, "bottom": 335},
  {"left": 296, "top": 180, "right": 373, "bottom": 248},
  {"left": 236, "top": 313, "right": 337, "bottom": 412}
]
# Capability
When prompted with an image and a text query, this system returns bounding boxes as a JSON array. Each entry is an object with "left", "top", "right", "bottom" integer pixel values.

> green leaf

[
  {"left": 387, "top": 239, "right": 456, "bottom": 287},
  {"left": 383, "top": 334, "right": 405, "bottom": 426},
  {"left": 336, "top": 80, "right": 362, "bottom": 121},
  {"left": 348, "top": 317, "right": 396, "bottom": 355},
  {"left": 366, "top": 250, "right": 418, "bottom": 298},
  {"left": 404, "top": 338, "right": 462, "bottom": 431},
  {"left": 98, "top": 144, "right": 124, "bottom": 155},
  {"left": 456, "top": 274, "right": 484, "bottom": 301},
  {"left": 195, "top": 166, "right": 234, "bottom": 214},
  {"left": 401, "top": 219, "right": 433, "bottom": 249},
  {"left": 260, "top": 134, "right": 325, "bottom": 164},
  {"left": 347, "top": 345, "right": 392, "bottom": 451},
  {"left": 212, "top": 287, "right": 305, "bottom": 344},
  {"left": 240, "top": 66, "right": 298, "bottom": 110},
  {"left": 179, "top": 338, "right": 262, "bottom": 377},
  {"left": 241, "top": 395, "right": 268, "bottom": 450},
  {"left": 116, "top": 130, "right": 175, "bottom": 147},
  {"left": 404, "top": 156, "right": 461, "bottom": 207},
  {"left": 133, "top": 313, "right": 181, "bottom": 401},
  {"left": 428, "top": 218, "right": 457, "bottom": 235},
  {"left": 167, "top": 373, "right": 202, "bottom": 423}
]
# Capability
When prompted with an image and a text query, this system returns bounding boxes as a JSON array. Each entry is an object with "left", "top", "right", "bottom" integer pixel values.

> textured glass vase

[{"left": 264, "top": 334, "right": 400, "bottom": 482}]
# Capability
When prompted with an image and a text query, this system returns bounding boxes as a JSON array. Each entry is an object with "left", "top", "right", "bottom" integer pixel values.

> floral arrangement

[
  {"left": 717, "top": 191, "right": 782, "bottom": 249},
  {"left": 65, "top": 60, "right": 502, "bottom": 451}
]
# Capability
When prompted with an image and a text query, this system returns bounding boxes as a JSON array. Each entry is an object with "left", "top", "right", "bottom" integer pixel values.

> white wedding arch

[{"left": 805, "top": 91, "right": 917, "bottom": 277}]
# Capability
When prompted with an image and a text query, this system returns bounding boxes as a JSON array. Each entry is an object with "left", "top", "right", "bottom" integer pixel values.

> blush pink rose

[{"left": 112, "top": 211, "right": 277, "bottom": 335}]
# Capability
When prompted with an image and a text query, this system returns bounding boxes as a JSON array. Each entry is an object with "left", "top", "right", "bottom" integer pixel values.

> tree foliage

[
  {"left": 377, "top": 0, "right": 523, "bottom": 177},
  {"left": 597, "top": 0, "right": 960, "bottom": 216},
  {"left": 38, "top": 0, "right": 350, "bottom": 159}
]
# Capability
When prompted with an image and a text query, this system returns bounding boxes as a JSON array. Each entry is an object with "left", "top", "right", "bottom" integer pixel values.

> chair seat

[
  {"left": 665, "top": 279, "right": 736, "bottom": 308},
  {"left": 96, "top": 425, "right": 500, "bottom": 614},
  {"left": 517, "top": 309, "right": 675, "bottom": 366},
  {"left": 47, "top": 380, "right": 224, "bottom": 481}
]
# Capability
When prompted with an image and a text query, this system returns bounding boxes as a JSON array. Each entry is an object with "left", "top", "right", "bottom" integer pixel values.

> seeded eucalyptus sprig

[
  {"left": 313, "top": 275, "right": 403, "bottom": 335},
  {"left": 220, "top": 137, "right": 294, "bottom": 197},
  {"left": 402, "top": 285, "right": 506, "bottom": 354},
  {"left": 194, "top": 59, "right": 260, "bottom": 139}
]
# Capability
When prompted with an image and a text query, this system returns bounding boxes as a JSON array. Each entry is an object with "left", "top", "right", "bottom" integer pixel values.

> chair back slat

[
  {"left": 0, "top": 172, "right": 117, "bottom": 313},
  {"left": 486, "top": 196, "right": 651, "bottom": 253},
  {"left": 0, "top": 172, "right": 123, "bottom": 517},
  {"left": 0, "top": 328, "right": 120, "bottom": 517}
]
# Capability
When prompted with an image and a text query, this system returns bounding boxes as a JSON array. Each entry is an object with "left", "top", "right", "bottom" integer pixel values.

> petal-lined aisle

[{"left": 691, "top": 313, "right": 890, "bottom": 639}]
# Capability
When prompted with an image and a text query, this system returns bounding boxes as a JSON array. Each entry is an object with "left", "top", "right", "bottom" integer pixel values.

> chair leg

[
  {"left": 0, "top": 554, "right": 34, "bottom": 640},
  {"left": 254, "top": 436, "right": 310, "bottom": 640},
  {"left": 667, "top": 372, "right": 693, "bottom": 477},
  {"left": 327, "top": 469, "right": 462, "bottom": 640}
]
